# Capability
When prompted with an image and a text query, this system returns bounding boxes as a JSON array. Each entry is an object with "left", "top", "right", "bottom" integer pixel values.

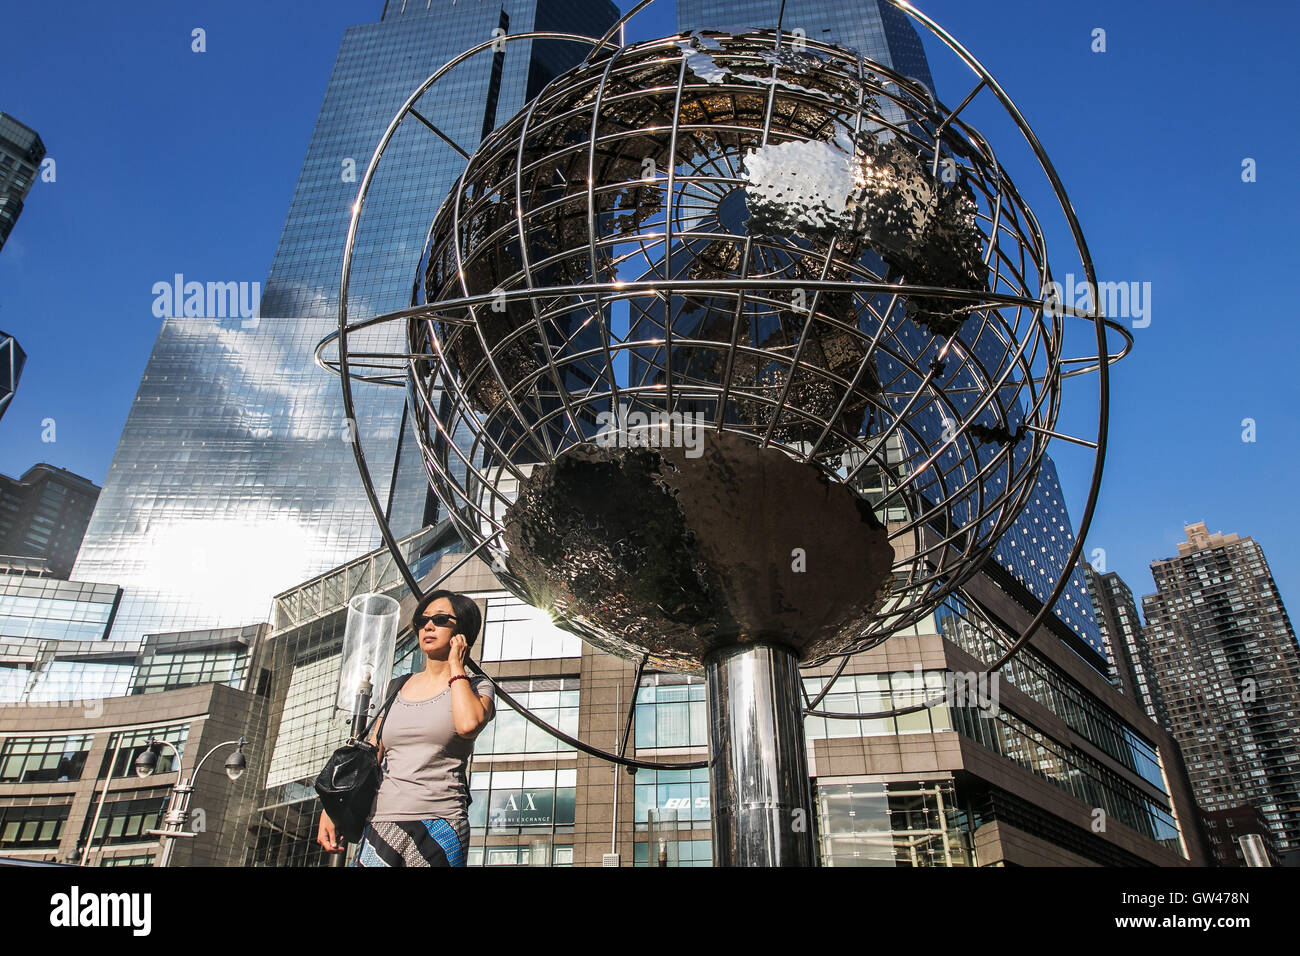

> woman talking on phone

[{"left": 317, "top": 590, "right": 495, "bottom": 867}]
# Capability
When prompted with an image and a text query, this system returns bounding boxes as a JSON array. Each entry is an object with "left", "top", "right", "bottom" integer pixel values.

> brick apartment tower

[{"left": 1141, "top": 522, "right": 1300, "bottom": 858}]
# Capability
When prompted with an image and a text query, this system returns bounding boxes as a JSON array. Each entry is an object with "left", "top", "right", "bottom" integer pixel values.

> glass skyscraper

[
  {"left": 71, "top": 0, "right": 619, "bottom": 643},
  {"left": 676, "top": 0, "right": 1103, "bottom": 656},
  {"left": 678, "top": 0, "right": 933, "bottom": 93}
]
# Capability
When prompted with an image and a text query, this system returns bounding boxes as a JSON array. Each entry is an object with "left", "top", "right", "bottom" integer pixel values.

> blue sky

[{"left": 1, "top": 0, "right": 1297, "bottom": 620}]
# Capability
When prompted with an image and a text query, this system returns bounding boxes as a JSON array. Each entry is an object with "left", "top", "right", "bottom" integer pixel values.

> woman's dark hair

[{"left": 412, "top": 590, "right": 482, "bottom": 650}]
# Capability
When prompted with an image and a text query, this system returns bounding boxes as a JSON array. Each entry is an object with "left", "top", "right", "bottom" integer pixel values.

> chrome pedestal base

[{"left": 705, "top": 642, "right": 817, "bottom": 867}]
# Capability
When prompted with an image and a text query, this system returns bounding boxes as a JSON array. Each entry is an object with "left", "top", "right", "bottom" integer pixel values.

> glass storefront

[
  {"left": 633, "top": 767, "right": 712, "bottom": 832},
  {"left": 469, "top": 768, "right": 576, "bottom": 836},
  {"left": 467, "top": 843, "right": 573, "bottom": 866},
  {"left": 633, "top": 837, "right": 713, "bottom": 867},
  {"left": 815, "top": 779, "right": 974, "bottom": 867}
]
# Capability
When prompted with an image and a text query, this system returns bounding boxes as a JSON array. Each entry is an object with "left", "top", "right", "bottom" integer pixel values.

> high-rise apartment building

[
  {"left": 70, "top": 0, "right": 619, "bottom": 642},
  {"left": 1202, "top": 805, "right": 1281, "bottom": 867},
  {"left": 0, "top": 464, "right": 100, "bottom": 579},
  {"left": 1086, "top": 565, "right": 1166, "bottom": 724},
  {"left": 0, "top": 113, "right": 45, "bottom": 253},
  {"left": 1141, "top": 522, "right": 1300, "bottom": 855}
]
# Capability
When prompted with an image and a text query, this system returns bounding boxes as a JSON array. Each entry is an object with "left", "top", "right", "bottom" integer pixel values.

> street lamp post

[{"left": 137, "top": 737, "right": 247, "bottom": 867}]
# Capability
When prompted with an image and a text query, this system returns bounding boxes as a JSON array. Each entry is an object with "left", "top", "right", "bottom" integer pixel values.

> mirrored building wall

[{"left": 70, "top": 0, "right": 620, "bottom": 644}]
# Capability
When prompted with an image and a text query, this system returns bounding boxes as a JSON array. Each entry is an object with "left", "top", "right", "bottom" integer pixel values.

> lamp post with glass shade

[{"left": 136, "top": 737, "right": 247, "bottom": 867}]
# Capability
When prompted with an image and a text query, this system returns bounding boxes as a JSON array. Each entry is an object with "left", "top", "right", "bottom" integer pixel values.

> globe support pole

[{"left": 705, "top": 641, "right": 818, "bottom": 867}]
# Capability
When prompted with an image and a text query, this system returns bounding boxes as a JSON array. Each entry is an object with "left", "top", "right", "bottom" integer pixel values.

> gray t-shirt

[{"left": 370, "top": 675, "right": 495, "bottom": 825}]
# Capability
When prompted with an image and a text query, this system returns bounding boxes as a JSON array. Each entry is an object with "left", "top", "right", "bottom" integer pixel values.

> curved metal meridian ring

[{"left": 330, "top": 0, "right": 1119, "bottom": 759}]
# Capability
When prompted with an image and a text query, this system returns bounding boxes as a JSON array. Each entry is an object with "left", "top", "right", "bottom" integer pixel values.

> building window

[
  {"left": 634, "top": 837, "right": 713, "bottom": 867},
  {"left": 129, "top": 647, "right": 249, "bottom": 694},
  {"left": 951, "top": 706, "right": 1182, "bottom": 854},
  {"left": 636, "top": 672, "right": 707, "bottom": 749},
  {"left": 98, "top": 724, "right": 189, "bottom": 779},
  {"left": 79, "top": 793, "right": 168, "bottom": 848},
  {"left": 0, "top": 803, "right": 70, "bottom": 849},
  {"left": 475, "top": 677, "right": 578, "bottom": 755},
  {"left": 478, "top": 596, "right": 583, "bottom": 661},
  {"left": 633, "top": 767, "right": 711, "bottom": 831},
  {"left": 0, "top": 733, "right": 94, "bottom": 783},
  {"left": 466, "top": 843, "right": 573, "bottom": 866},
  {"left": 802, "top": 671, "right": 952, "bottom": 739}
]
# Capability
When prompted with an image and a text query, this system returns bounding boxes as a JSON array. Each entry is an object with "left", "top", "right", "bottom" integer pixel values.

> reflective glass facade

[
  {"left": 936, "top": 593, "right": 1164, "bottom": 789},
  {"left": 475, "top": 677, "right": 579, "bottom": 755},
  {"left": 635, "top": 673, "right": 707, "bottom": 749},
  {"left": 71, "top": 0, "right": 619, "bottom": 643},
  {"left": 77, "top": 791, "right": 169, "bottom": 849},
  {"left": 0, "top": 620, "right": 260, "bottom": 706},
  {"left": 633, "top": 836, "right": 713, "bottom": 867},
  {"left": 0, "top": 576, "right": 120, "bottom": 644},
  {"left": 677, "top": 0, "right": 934, "bottom": 95},
  {"left": 952, "top": 706, "right": 1181, "bottom": 853},
  {"left": 798, "top": 590, "right": 1185, "bottom": 859},
  {"left": 804, "top": 670, "right": 953, "bottom": 738},
  {"left": 634, "top": 766, "right": 712, "bottom": 831},
  {"left": 478, "top": 593, "right": 585, "bottom": 661},
  {"left": 98, "top": 724, "right": 190, "bottom": 780},
  {"left": 468, "top": 767, "right": 577, "bottom": 834},
  {"left": 127, "top": 625, "right": 258, "bottom": 696},
  {"left": 468, "top": 843, "right": 574, "bottom": 866}
]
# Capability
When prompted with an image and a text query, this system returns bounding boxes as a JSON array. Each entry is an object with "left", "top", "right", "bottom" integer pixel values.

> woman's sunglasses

[{"left": 416, "top": 612, "right": 457, "bottom": 630}]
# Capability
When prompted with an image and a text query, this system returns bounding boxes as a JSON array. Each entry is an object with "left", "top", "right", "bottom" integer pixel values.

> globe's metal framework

[{"left": 318, "top": 0, "right": 1129, "bottom": 777}]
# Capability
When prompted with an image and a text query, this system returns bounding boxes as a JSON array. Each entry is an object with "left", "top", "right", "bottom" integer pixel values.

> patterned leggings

[{"left": 351, "top": 817, "right": 470, "bottom": 868}]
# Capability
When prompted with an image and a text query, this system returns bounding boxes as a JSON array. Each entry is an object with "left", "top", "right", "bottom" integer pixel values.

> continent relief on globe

[{"left": 501, "top": 429, "right": 895, "bottom": 671}]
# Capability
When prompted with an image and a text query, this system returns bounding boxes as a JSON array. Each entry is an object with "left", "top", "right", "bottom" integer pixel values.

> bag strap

[{"left": 357, "top": 672, "right": 412, "bottom": 745}]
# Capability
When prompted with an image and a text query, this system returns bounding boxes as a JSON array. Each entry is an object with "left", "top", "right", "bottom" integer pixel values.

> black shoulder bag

[{"left": 314, "top": 672, "right": 413, "bottom": 843}]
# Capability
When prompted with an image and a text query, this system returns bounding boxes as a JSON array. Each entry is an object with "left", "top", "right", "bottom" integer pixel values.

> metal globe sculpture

[
  {"left": 405, "top": 29, "right": 1072, "bottom": 670},
  {"left": 322, "top": 0, "right": 1129, "bottom": 866}
]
